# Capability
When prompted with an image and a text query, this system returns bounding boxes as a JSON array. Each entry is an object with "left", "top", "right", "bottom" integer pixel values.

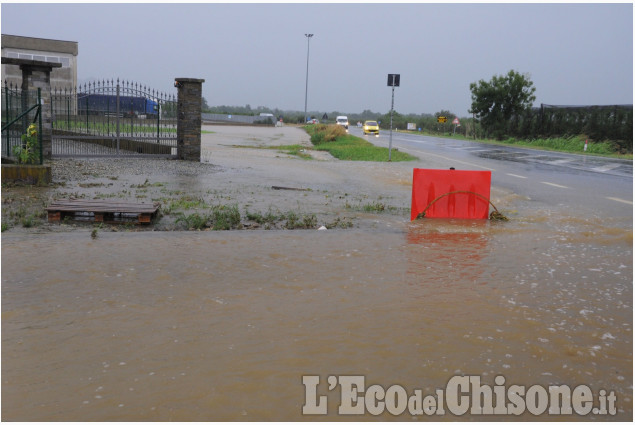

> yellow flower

[{"left": 27, "top": 124, "right": 37, "bottom": 137}]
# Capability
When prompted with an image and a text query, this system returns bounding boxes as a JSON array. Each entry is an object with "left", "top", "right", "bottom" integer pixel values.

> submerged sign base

[{"left": 411, "top": 168, "right": 492, "bottom": 220}]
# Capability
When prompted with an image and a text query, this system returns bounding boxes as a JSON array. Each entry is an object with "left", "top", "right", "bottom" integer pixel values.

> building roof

[
  {"left": 1, "top": 34, "right": 78, "bottom": 56},
  {"left": 1, "top": 56, "right": 63, "bottom": 68}
]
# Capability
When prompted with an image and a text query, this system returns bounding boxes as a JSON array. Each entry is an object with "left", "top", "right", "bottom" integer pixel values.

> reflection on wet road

[
  {"left": 470, "top": 147, "right": 633, "bottom": 177},
  {"left": 2, "top": 204, "right": 632, "bottom": 420}
]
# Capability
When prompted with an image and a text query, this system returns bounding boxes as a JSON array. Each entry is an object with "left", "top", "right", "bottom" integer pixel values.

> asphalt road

[{"left": 349, "top": 127, "right": 633, "bottom": 223}]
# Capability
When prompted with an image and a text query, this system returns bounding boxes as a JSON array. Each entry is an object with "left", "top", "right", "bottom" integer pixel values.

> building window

[{"left": 2, "top": 51, "right": 70, "bottom": 68}]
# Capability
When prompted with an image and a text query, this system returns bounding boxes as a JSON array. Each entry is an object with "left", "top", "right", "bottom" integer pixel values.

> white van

[{"left": 336, "top": 116, "right": 349, "bottom": 130}]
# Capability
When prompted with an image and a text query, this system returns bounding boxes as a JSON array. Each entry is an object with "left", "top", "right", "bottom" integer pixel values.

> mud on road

[{"left": 1, "top": 125, "right": 516, "bottom": 234}]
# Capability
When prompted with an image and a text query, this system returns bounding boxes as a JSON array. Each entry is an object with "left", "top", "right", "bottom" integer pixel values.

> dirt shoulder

[{"left": 2, "top": 125, "right": 431, "bottom": 233}]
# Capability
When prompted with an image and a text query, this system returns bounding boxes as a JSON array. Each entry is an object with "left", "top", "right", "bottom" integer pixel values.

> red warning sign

[{"left": 411, "top": 168, "right": 491, "bottom": 220}]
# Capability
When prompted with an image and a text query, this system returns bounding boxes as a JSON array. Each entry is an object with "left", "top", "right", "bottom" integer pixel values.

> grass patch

[
  {"left": 244, "top": 207, "right": 318, "bottom": 229},
  {"left": 284, "top": 211, "right": 317, "bottom": 229},
  {"left": 345, "top": 200, "right": 398, "bottom": 213},
  {"left": 231, "top": 143, "right": 313, "bottom": 159},
  {"left": 399, "top": 130, "right": 631, "bottom": 158},
  {"left": 272, "top": 144, "right": 313, "bottom": 159},
  {"left": 175, "top": 204, "right": 242, "bottom": 230},
  {"left": 500, "top": 136, "right": 623, "bottom": 156},
  {"left": 305, "top": 124, "right": 418, "bottom": 162},
  {"left": 160, "top": 196, "right": 209, "bottom": 215},
  {"left": 245, "top": 207, "right": 282, "bottom": 225}
]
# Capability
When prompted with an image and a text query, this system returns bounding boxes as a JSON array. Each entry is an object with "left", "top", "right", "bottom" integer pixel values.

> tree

[
  {"left": 435, "top": 110, "right": 456, "bottom": 121},
  {"left": 469, "top": 70, "right": 536, "bottom": 139}
]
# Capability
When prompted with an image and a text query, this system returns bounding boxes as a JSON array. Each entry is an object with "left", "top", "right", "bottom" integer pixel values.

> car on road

[
  {"left": 363, "top": 120, "right": 379, "bottom": 136},
  {"left": 306, "top": 118, "right": 319, "bottom": 124},
  {"left": 336, "top": 115, "right": 349, "bottom": 130}
]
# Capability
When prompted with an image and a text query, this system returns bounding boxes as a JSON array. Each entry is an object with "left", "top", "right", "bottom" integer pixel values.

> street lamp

[{"left": 304, "top": 34, "right": 314, "bottom": 124}]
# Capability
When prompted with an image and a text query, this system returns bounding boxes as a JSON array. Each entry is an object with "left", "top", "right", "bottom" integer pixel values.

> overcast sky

[{"left": 2, "top": 2, "right": 633, "bottom": 116}]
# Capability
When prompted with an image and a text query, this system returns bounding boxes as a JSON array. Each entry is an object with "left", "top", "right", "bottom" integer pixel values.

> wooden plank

[
  {"left": 46, "top": 201, "right": 158, "bottom": 209},
  {"left": 46, "top": 199, "right": 159, "bottom": 214},
  {"left": 46, "top": 199, "right": 159, "bottom": 224}
]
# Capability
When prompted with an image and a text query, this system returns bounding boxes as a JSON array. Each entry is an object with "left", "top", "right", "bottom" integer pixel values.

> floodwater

[{"left": 2, "top": 205, "right": 632, "bottom": 420}]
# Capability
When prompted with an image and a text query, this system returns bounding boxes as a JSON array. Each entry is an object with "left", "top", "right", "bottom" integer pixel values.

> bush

[{"left": 308, "top": 124, "right": 347, "bottom": 145}]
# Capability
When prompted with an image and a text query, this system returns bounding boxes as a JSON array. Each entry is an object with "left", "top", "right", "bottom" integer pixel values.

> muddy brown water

[
  {"left": 2, "top": 126, "right": 632, "bottom": 420},
  {"left": 2, "top": 206, "right": 632, "bottom": 420}
]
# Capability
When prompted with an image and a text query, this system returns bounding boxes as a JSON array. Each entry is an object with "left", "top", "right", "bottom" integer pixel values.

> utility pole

[
  {"left": 304, "top": 34, "right": 314, "bottom": 124},
  {"left": 387, "top": 74, "right": 400, "bottom": 161}
]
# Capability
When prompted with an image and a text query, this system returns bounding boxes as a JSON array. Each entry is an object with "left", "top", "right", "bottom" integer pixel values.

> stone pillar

[
  {"left": 19, "top": 61, "right": 61, "bottom": 159},
  {"left": 175, "top": 78, "right": 205, "bottom": 161},
  {"left": 2, "top": 57, "right": 61, "bottom": 160}
]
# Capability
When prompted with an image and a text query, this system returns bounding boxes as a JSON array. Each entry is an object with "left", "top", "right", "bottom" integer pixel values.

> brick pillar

[
  {"left": 175, "top": 78, "right": 205, "bottom": 161},
  {"left": 20, "top": 62, "right": 60, "bottom": 159}
]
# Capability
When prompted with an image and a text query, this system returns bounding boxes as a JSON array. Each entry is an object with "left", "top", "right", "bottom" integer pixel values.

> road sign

[
  {"left": 452, "top": 117, "right": 460, "bottom": 125},
  {"left": 437, "top": 116, "right": 447, "bottom": 123},
  {"left": 387, "top": 74, "right": 400, "bottom": 87}
]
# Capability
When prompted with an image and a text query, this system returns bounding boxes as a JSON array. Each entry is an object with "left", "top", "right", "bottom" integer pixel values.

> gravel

[{"left": 51, "top": 157, "right": 222, "bottom": 182}]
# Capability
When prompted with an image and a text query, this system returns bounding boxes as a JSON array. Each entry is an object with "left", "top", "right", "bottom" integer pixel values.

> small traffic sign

[
  {"left": 452, "top": 117, "right": 460, "bottom": 125},
  {"left": 437, "top": 116, "right": 447, "bottom": 123},
  {"left": 387, "top": 74, "right": 400, "bottom": 87}
]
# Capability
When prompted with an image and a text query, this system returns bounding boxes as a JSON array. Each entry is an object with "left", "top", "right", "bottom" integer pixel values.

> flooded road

[{"left": 2, "top": 203, "right": 632, "bottom": 420}]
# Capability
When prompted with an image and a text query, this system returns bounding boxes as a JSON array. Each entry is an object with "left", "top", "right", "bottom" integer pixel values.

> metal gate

[
  {"left": 1, "top": 82, "right": 43, "bottom": 164},
  {"left": 52, "top": 79, "right": 177, "bottom": 157}
]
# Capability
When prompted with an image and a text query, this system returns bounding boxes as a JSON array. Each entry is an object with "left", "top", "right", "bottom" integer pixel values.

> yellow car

[{"left": 363, "top": 120, "right": 379, "bottom": 136}]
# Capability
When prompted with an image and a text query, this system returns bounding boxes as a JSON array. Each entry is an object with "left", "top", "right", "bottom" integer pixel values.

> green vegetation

[
  {"left": 54, "top": 120, "right": 176, "bottom": 134},
  {"left": 172, "top": 204, "right": 325, "bottom": 231},
  {"left": 13, "top": 124, "right": 41, "bottom": 165},
  {"left": 285, "top": 211, "right": 317, "bottom": 229},
  {"left": 245, "top": 207, "right": 283, "bottom": 226},
  {"left": 269, "top": 144, "right": 312, "bottom": 159},
  {"left": 469, "top": 70, "right": 536, "bottom": 140},
  {"left": 163, "top": 196, "right": 209, "bottom": 215},
  {"left": 497, "top": 136, "right": 619, "bottom": 156},
  {"left": 231, "top": 143, "right": 313, "bottom": 159},
  {"left": 465, "top": 70, "right": 631, "bottom": 153},
  {"left": 305, "top": 124, "right": 418, "bottom": 162},
  {"left": 397, "top": 129, "right": 631, "bottom": 158},
  {"left": 5, "top": 204, "right": 43, "bottom": 228},
  {"left": 175, "top": 204, "right": 242, "bottom": 230}
]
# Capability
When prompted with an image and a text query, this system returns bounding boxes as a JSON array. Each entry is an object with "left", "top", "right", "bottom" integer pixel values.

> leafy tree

[{"left": 469, "top": 70, "right": 536, "bottom": 139}]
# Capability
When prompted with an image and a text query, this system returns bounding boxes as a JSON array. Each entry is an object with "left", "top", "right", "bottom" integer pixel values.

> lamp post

[{"left": 304, "top": 33, "right": 313, "bottom": 124}]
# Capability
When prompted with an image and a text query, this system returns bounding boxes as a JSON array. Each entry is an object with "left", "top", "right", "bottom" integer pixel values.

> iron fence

[
  {"left": 1, "top": 81, "right": 43, "bottom": 164},
  {"left": 52, "top": 79, "right": 177, "bottom": 157}
]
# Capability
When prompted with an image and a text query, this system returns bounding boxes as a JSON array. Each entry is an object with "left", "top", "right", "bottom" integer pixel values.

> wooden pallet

[{"left": 47, "top": 199, "right": 160, "bottom": 224}]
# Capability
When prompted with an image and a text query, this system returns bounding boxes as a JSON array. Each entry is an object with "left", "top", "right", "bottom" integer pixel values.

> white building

[{"left": 1, "top": 34, "right": 78, "bottom": 90}]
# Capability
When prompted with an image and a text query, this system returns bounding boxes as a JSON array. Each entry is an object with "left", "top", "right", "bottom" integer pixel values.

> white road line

[
  {"left": 406, "top": 150, "right": 496, "bottom": 171},
  {"left": 506, "top": 173, "right": 527, "bottom": 179},
  {"left": 606, "top": 197, "right": 633, "bottom": 205},
  {"left": 592, "top": 164, "right": 621, "bottom": 172},
  {"left": 541, "top": 181, "right": 569, "bottom": 189},
  {"left": 549, "top": 159, "right": 574, "bottom": 165}
]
